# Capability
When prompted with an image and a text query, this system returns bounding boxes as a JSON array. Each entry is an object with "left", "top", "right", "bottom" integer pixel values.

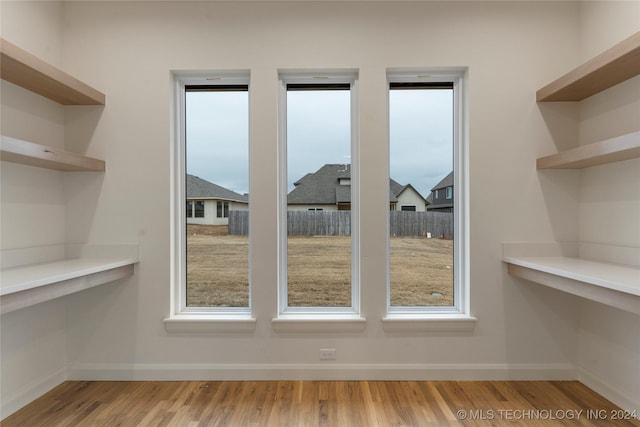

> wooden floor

[{"left": 2, "top": 381, "right": 639, "bottom": 426}]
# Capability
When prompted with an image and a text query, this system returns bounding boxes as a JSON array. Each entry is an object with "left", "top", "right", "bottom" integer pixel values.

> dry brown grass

[{"left": 186, "top": 224, "right": 453, "bottom": 307}]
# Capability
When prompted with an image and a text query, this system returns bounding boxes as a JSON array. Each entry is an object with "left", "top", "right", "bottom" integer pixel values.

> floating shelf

[
  {"left": 0, "top": 37, "right": 105, "bottom": 105},
  {"left": 537, "top": 31, "right": 640, "bottom": 102},
  {"left": 1, "top": 245, "right": 138, "bottom": 314},
  {"left": 504, "top": 256, "right": 640, "bottom": 315},
  {"left": 537, "top": 131, "right": 640, "bottom": 169},
  {"left": 1, "top": 136, "right": 105, "bottom": 171}
]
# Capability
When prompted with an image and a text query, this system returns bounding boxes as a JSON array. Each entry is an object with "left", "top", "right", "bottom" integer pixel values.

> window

[
  {"left": 194, "top": 200, "right": 205, "bottom": 218},
  {"left": 186, "top": 200, "right": 205, "bottom": 218},
  {"left": 387, "top": 70, "right": 467, "bottom": 315},
  {"left": 174, "top": 72, "right": 250, "bottom": 313},
  {"left": 217, "top": 201, "right": 229, "bottom": 218},
  {"left": 401, "top": 206, "right": 416, "bottom": 212},
  {"left": 278, "top": 71, "right": 359, "bottom": 315}
]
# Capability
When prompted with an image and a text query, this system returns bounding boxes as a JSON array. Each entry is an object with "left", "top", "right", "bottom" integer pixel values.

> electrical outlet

[{"left": 319, "top": 348, "right": 336, "bottom": 360}]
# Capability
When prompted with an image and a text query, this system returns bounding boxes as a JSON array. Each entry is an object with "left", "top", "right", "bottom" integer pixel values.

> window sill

[
  {"left": 163, "top": 314, "right": 257, "bottom": 333},
  {"left": 272, "top": 315, "right": 367, "bottom": 333},
  {"left": 381, "top": 314, "right": 477, "bottom": 332}
]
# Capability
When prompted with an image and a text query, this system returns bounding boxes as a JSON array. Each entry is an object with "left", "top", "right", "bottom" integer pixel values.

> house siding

[
  {"left": 396, "top": 189, "right": 426, "bottom": 212},
  {"left": 287, "top": 204, "right": 338, "bottom": 212},
  {"left": 187, "top": 200, "right": 248, "bottom": 226}
]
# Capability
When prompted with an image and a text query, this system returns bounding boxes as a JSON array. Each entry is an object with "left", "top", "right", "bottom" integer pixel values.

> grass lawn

[{"left": 186, "top": 224, "right": 453, "bottom": 307}]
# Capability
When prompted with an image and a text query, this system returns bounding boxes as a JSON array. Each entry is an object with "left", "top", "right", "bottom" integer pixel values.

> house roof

[
  {"left": 186, "top": 174, "right": 248, "bottom": 203},
  {"left": 395, "top": 182, "right": 427, "bottom": 204},
  {"left": 287, "top": 164, "right": 423, "bottom": 205},
  {"left": 431, "top": 171, "right": 453, "bottom": 191},
  {"left": 426, "top": 193, "right": 434, "bottom": 205}
]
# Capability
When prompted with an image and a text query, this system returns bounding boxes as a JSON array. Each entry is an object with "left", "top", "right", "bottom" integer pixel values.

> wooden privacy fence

[
  {"left": 229, "top": 210, "right": 453, "bottom": 239},
  {"left": 228, "top": 210, "right": 249, "bottom": 236},
  {"left": 389, "top": 211, "right": 453, "bottom": 239},
  {"left": 288, "top": 210, "right": 351, "bottom": 236}
]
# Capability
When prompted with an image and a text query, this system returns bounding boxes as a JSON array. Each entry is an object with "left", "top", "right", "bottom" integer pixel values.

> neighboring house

[
  {"left": 287, "top": 164, "right": 427, "bottom": 211},
  {"left": 186, "top": 174, "right": 248, "bottom": 225},
  {"left": 427, "top": 171, "right": 453, "bottom": 212},
  {"left": 389, "top": 180, "right": 428, "bottom": 212}
]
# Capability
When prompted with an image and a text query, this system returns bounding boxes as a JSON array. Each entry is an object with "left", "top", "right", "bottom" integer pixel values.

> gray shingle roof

[
  {"left": 431, "top": 171, "right": 453, "bottom": 191},
  {"left": 334, "top": 185, "right": 351, "bottom": 203},
  {"left": 389, "top": 179, "right": 404, "bottom": 200},
  {"left": 186, "top": 174, "right": 248, "bottom": 203},
  {"left": 288, "top": 164, "right": 347, "bottom": 205},
  {"left": 287, "top": 164, "right": 422, "bottom": 205}
]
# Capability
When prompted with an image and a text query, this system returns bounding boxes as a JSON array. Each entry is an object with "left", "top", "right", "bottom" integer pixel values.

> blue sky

[{"left": 186, "top": 88, "right": 452, "bottom": 198}]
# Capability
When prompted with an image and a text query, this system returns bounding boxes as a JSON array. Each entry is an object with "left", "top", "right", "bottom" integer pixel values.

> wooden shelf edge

[
  {"left": 537, "top": 131, "right": 640, "bottom": 169},
  {"left": 504, "top": 256, "right": 640, "bottom": 315},
  {"left": 0, "top": 37, "right": 105, "bottom": 105},
  {"left": 537, "top": 31, "right": 640, "bottom": 102},
  {"left": 1, "top": 135, "right": 105, "bottom": 171}
]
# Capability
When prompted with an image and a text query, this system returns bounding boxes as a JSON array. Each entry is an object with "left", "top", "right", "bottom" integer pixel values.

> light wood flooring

[{"left": 2, "top": 380, "right": 639, "bottom": 426}]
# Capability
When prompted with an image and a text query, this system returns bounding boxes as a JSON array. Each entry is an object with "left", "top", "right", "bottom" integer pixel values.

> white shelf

[
  {"left": 1, "top": 135, "right": 105, "bottom": 171},
  {"left": 504, "top": 255, "right": 640, "bottom": 315},
  {"left": 1, "top": 245, "right": 138, "bottom": 314},
  {"left": 537, "top": 131, "right": 640, "bottom": 169}
]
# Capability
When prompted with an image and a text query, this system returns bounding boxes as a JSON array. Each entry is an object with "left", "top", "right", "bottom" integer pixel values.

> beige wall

[
  {"left": 1, "top": 0, "right": 637, "bottom": 417},
  {"left": 59, "top": 0, "right": 582, "bottom": 374},
  {"left": 575, "top": 1, "right": 640, "bottom": 411},
  {"left": 0, "top": 1, "right": 68, "bottom": 418}
]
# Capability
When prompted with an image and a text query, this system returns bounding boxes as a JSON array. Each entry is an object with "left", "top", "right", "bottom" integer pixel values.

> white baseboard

[
  {"left": 579, "top": 368, "right": 640, "bottom": 413},
  {"left": 67, "top": 362, "right": 576, "bottom": 382},
  {"left": 1, "top": 367, "right": 66, "bottom": 421}
]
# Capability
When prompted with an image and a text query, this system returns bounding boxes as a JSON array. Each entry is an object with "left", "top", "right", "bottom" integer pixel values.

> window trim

[
  {"left": 277, "top": 69, "right": 361, "bottom": 317},
  {"left": 216, "top": 201, "right": 230, "bottom": 218},
  {"left": 386, "top": 68, "right": 470, "bottom": 318},
  {"left": 169, "top": 70, "right": 252, "bottom": 320}
]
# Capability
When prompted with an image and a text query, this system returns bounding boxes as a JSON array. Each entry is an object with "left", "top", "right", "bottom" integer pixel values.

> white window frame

[
  {"left": 446, "top": 186, "right": 453, "bottom": 200},
  {"left": 277, "top": 69, "right": 361, "bottom": 317},
  {"left": 217, "top": 201, "right": 229, "bottom": 218},
  {"left": 186, "top": 201, "right": 194, "bottom": 218},
  {"left": 385, "top": 68, "right": 470, "bottom": 319},
  {"left": 169, "top": 70, "right": 253, "bottom": 320},
  {"left": 194, "top": 200, "right": 205, "bottom": 218}
]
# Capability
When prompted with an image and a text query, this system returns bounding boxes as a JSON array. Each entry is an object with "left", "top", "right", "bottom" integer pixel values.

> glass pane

[
  {"left": 286, "top": 88, "right": 351, "bottom": 307},
  {"left": 389, "top": 87, "right": 454, "bottom": 307},
  {"left": 194, "top": 200, "right": 205, "bottom": 218},
  {"left": 185, "top": 89, "right": 249, "bottom": 307}
]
